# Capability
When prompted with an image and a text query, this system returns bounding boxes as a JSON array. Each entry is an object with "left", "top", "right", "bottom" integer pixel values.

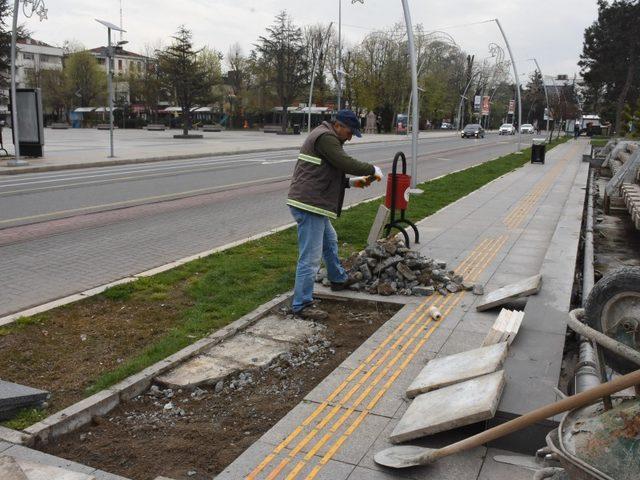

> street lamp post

[
  {"left": 96, "top": 19, "right": 125, "bottom": 158},
  {"left": 308, "top": 22, "right": 333, "bottom": 133},
  {"left": 401, "top": 0, "right": 420, "bottom": 191},
  {"left": 494, "top": 18, "right": 522, "bottom": 151},
  {"left": 528, "top": 57, "right": 550, "bottom": 139}
]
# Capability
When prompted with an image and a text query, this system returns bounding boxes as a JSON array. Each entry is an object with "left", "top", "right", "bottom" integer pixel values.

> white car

[
  {"left": 498, "top": 123, "right": 515, "bottom": 135},
  {"left": 520, "top": 124, "right": 535, "bottom": 134}
]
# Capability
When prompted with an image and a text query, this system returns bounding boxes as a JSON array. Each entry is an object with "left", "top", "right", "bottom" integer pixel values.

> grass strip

[{"left": 2, "top": 137, "right": 569, "bottom": 421}]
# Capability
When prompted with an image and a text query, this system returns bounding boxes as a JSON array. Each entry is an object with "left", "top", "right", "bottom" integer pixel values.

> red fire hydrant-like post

[{"left": 384, "top": 151, "right": 419, "bottom": 246}]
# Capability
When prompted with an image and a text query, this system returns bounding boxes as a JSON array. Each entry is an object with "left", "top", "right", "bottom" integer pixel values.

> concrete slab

[
  {"left": 406, "top": 342, "right": 508, "bottom": 398},
  {"left": 13, "top": 457, "right": 97, "bottom": 480},
  {"left": 1, "top": 446, "right": 96, "bottom": 475},
  {"left": 204, "top": 333, "right": 291, "bottom": 368},
  {"left": 390, "top": 371, "right": 505, "bottom": 443},
  {"left": 0, "top": 456, "right": 28, "bottom": 480},
  {"left": 244, "top": 314, "right": 323, "bottom": 343},
  {"left": 0, "top": 381, "right": 49, "bottom": 420},
  {"left": 476, "top": 274, "right": 542, "bottom": 312},
  {"left": 155, "top": 354, "right": 245, "bottom": 388}
]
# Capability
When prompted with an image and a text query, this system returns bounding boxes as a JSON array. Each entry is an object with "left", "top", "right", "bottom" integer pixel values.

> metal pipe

[
  {"left": 494, "top": 18, "right": 522, "bottom": 152},
  {"left": 401, "top": 0, "right": 419, "bottom": 190},
  {"left": 308, "top": 22, "right": 333, "bottom": 133},
  {"left": 8, "top": 0, "right": 28, "bottom": 167}
]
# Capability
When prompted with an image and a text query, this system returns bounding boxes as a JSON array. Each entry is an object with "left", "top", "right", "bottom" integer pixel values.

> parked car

[
  {"left": 440, "top": 122, "right": 454, "bottom": 129},
  {"left": 461, "top": 124, "right": 485, "bottom": 138},
  {"left": 498, "top": 123, "right": 515, "bottom": 135},
  {"left": 520, "top": 123, "right": 535, "bottom": 134}
]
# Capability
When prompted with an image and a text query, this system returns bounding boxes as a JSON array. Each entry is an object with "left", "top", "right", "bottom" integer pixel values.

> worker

[{"left": 287, "top": 109, "right": 383, "bottom": 320}]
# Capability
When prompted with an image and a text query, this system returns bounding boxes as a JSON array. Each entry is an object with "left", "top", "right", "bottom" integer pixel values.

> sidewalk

[
  {"left": 217, "top": 139, "right": 588, "bottom": 479},
  {"left": 0, "top": 129, "right": 457, "bottom": 175}
]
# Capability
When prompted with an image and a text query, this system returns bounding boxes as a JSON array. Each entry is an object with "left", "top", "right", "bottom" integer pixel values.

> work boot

[
  {"left": 330, "top": 272, "right": 361, "bottom": 291},
  {"left": 295, "top": 303, "right": 329, "bottom": 321}
]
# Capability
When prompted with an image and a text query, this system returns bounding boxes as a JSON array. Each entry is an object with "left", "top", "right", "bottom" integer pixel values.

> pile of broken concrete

[{"left": 316, "top": 237, "right": 483, "bottom": 297}]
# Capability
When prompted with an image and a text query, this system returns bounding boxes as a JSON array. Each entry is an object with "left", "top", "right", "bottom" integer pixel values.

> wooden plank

[{"left": 476, "top": 274, "right": 542, "bottom": 312}]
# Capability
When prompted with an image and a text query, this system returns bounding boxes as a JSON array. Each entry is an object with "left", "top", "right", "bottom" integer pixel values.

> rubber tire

[{"left": 584, "top": 266, "right": 640, "bottom": 374}]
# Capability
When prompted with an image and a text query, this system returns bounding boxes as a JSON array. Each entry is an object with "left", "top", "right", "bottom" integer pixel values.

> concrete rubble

[{"left": 316, "top": 237, "right": 481, "bottom": 297}]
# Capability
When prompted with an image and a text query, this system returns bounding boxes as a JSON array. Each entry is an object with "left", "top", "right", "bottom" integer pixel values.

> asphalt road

[{"left": 0, "top": 133, "right": 522, "bottom": 316}]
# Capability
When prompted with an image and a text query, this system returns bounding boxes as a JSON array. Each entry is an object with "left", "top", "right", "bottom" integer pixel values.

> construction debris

[
  {"left": 482, "top": 309, "right": 525, "bottom": 346},
  {"left": 316, "top": 237, "right": 480, "bottom": 297},
  {"left": 475, "top": 274, "right": 542, "bottom": 311}
]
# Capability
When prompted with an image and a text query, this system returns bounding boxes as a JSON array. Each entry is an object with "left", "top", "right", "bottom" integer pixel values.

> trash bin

[
  {"left": 531, "top": 137, "right": 546, "bottom": 164},
  {"left": 384, "top": 172, "right": 411, "bottom": 210},
  {"left": 293, "top": 124, "right": 300, "bottom": 135}
]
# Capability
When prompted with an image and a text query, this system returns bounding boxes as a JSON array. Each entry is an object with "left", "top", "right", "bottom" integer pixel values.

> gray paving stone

[
  {"left": 437, "top": 329, "right": 484, "bottom": 357},
  {"left": 0, "top": 456, "right": 28, "bottom": 480},
  {"left": 204, "top": 333, "right": 291, "bottom": 367},
  {"left": 406, "top": 342, "right": 508, "bottom": 398},
  {"left": 244, "top": 314, "right": 323, "bottom": 343},
  {"left": 358, "top": 418, "right": 486, "bottom": 480},
  {"left": 0, "top": 381, "right": 49, "bottom": 420},
  {"left": 91, "top": 470, "right": 131, "bottom": 480},
  {"left": 2, "top": 445, "right": 95, "bottom": 474},
  {"left": 390, "top": 371, "right": 505, "bottom": 443},
  {"left": 11, "top": 456, "right": 96, "bottom": 479},
  {"left": 155, "top": 354, "right": 244, "bottom": 388},
  {"left": 0, "top": 441, "right": 13, "bottom": 453},
  {"left": 347, "top": 465, "right": 413, "bottom": 479}
]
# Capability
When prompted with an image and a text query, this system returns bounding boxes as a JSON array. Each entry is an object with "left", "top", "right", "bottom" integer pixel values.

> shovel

[{"left": 375, "top": 367, "right": 640, "bottom": 468}]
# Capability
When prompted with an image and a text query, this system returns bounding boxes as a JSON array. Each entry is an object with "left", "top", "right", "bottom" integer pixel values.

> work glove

[
  {"left": 349, "top": 176, "right": 372, "bottom": 188},
  {"left": 373, "top": 165, "right": 384, "bottom": 182}
]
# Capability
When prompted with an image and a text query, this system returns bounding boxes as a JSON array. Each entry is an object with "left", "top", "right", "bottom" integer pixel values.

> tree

[
  {"left": 0, "top": 1, "right": 28, "bottom": 105},
  {"left": 158, "top": 25, "right": 217, "bottom": 135},
  {"left": 579, "top": 0, "right": 640, "bottom": 134},
  {"left": 255, "top": 11, "right": 308, "bottom": 132},
  {"left": 63, "top": 50, "right": 106, "bottom": 108}
]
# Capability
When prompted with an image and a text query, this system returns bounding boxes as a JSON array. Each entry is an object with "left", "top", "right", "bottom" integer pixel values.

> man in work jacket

[{"left": 287, "top": 109, "right": 383, "bottom": 320}]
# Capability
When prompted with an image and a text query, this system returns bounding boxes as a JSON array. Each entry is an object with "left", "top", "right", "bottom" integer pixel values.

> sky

[{"left": 27, "top": 0, "right": 600, "bottom": 79}]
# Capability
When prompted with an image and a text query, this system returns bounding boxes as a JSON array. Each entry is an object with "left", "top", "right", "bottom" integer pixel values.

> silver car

[
  {"left": 520, "top": 124, "right": 535, "bottom": 134},
  {"left": 498, "top": 123, "right": 515, "bottom": 135}
]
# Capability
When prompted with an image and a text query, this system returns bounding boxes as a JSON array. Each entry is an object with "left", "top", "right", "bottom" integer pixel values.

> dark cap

[{"left": 336, "top": 109, "right": 362, "bottom": 137}]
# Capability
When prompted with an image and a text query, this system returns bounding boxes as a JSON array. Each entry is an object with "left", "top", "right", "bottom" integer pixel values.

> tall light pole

[
  {"left": 308, "top": 22, "right": 333, "bottom": 132},
  {"left": 401, "top": 0, "right": 420, "bottom": 191},
  {"left": 494, "top": 18, "right": 522, "bottom": 152},
  {"left": 96, "top": 19, "right": 125, "bottom": 158},
  {"left": 528, "top": 57, "right": 550, "bottom": 138},
  {"left": 457, "top": 73, "right": 477, "bottom": 131},
  {"left": 8, "top": 0, "right": 48, "bottom": 167}
]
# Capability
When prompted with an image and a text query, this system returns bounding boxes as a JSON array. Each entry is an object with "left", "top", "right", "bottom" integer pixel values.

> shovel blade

[{"left": 373, "top": 445, "right": 437, "bottom": 468}]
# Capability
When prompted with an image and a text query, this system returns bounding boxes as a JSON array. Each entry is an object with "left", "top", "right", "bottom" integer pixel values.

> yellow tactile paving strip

[{"left": 247, "top": 142, "right": 581, "bottom": 480}]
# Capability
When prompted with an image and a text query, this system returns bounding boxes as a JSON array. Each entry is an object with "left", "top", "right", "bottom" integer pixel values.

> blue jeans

[{"left": 289, "top": 206, "right": 347, "bottom": 312}]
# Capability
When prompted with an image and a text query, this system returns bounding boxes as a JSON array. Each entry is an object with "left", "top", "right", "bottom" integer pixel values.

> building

[
  {"left": 88, "top": 46, "right": 149, "bottom": 104},
  {"left": 15, "top": 37, "right": 64, "bottom": 88}
]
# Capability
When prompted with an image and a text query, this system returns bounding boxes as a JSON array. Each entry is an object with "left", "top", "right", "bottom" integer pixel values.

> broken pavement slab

[
  {"left": 243, "top": 315, "right": 323, "bottom": 343},
  {"left": 475, "top": 274, "right": 542, "bottom": 312},
  {"left": 157, "top": 316, "right": 318, "bottom": 388},
  {"left": 406, "top": 342, "right": 508, "bottom": 398},
  {"left": 0, "top": 380, "right": 49, "bottom": 421},
  {"left": 391, "top": 370, "right": 506, "bottom": 444}
]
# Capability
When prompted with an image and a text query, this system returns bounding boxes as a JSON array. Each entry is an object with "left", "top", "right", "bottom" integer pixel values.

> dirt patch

[
  {"left": 0, "top": 288, "right": 192, "bottom": 414},
  {"left": 593, "top": 178, "right": 640, "bottom": 278},
  {"left": 40, "top": 298, "right": 399, "bottom": 480}
]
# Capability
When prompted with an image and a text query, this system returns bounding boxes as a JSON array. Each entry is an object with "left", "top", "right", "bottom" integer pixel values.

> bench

[
  {"left": 146, "top": 124, "right": 166, "bottom": 131},
  {"left": 201, "top": 124, "right": 222, "bottom": 132},
  {"left": 96, "top": 124, "right": 117, "bottom": 130},
  {"left": 263, "top": 124, "right": 281, "bottom": 133},
  {"left": 50, "top": 123, "right": 70, "bottom": 129}
]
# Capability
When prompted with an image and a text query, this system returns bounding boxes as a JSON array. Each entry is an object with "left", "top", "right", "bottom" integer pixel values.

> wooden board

[
  {"left": 476, "top": 274, "right": 542, "bottom": 312},
  {"left": 367, "top": 204, "right": 390, "bottom": 246}
]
